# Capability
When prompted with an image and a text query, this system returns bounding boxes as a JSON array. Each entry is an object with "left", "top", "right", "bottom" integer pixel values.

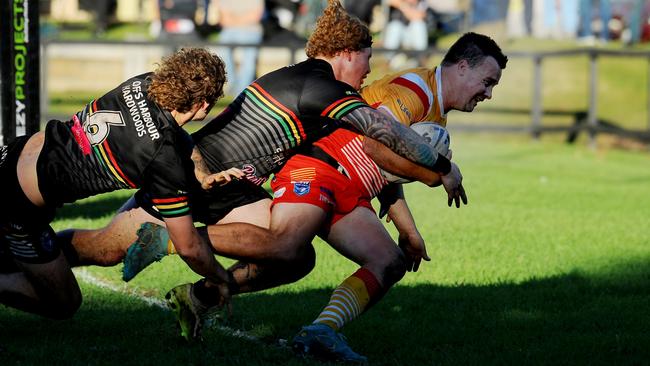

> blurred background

[{"left": 4, "top": 0, "right": 650, "bottom": 148}]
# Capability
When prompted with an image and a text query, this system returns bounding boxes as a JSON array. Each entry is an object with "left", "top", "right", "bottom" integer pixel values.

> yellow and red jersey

[{"left": 360, "top": 67, "right": 447, "bottom": 127}]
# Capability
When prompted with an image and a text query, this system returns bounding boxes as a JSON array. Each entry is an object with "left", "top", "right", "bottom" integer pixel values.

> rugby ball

[{"left": 380, "top": 122, "right": 451, "bottom": 184}]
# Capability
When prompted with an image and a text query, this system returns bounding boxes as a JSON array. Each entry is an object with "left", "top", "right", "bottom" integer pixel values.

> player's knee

[
  {"left": 275, "top": 242, "right": 315, "bottom": 274},
  {"left": 382, "top": 251, "right": 407, "bottom": 287},
  {"left": 43, "top": 288, "right": 82, "bottom": 320},
  {"left": 49, "top": 299, "right": 81, "bottom": 320},
  {"left": 272, "top": 237, "right": 312, "bottom": 264}
]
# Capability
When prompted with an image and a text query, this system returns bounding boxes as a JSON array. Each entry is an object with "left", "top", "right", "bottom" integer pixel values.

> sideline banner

[{"left": 0, "top": 0, "right": 40, "bottom": 145}]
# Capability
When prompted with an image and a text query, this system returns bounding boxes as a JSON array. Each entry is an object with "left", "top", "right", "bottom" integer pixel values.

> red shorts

[{"left": 270, "top": 155, "right": 374, "bottom": 230}]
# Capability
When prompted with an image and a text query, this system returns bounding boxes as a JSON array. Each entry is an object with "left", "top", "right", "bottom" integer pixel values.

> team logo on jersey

[
  {"left": 84, "top": 111, "right": 126, "bottom": 145},
  {"left": 273, "top": 187, "right": 286, "bottom": 198},
  {"left": 293, "top": 181, "right": 310, "bottom": 196},
  {"left": 242, "top": 164, "right": 268, "bottom": 186}
]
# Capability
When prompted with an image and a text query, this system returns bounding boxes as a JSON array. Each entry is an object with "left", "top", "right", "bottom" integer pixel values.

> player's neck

[{"left": 171, "top": 109, "right": 192, "bottom": 126}]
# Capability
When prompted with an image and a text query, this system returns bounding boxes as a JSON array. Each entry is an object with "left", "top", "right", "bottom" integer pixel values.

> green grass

[{"left": 1, "top": 133, "right": 649, "bottom": 365}]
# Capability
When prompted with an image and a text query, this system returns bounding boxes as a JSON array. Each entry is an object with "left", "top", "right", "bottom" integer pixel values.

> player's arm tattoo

[
  {"left": 191, "top": 147, "right": 212, "bottom": 182},
  {"left": 341, "top": 106, "right": 442, "bottom": 170}
]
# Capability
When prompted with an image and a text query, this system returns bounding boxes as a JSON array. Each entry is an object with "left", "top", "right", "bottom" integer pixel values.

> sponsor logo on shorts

[
  {"left": 293, "top": 181, "right": 310, "bottom": 196},
  {"left": 319, "top": 194, "right": 334, "bottom": 205},
  {"left": 319, "top": 187, "right": 334, "bottom": 205},
  {"left": 273, "top": 187, "right": 286, "bottom": 198}
]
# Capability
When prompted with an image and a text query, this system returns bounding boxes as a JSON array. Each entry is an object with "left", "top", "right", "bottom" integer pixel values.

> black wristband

[{"left": 431, "top": 154, "right": 451, "bottom": 175}]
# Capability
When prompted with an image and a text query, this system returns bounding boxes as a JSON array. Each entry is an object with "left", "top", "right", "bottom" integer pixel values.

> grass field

[{"left": 1, "top": 132, "right": 648, "bottom": 365}]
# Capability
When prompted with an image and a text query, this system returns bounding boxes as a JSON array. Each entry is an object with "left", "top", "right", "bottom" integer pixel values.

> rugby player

[
  {"left": 0, "top": 48, "right": 231, "bottom": 319},
  {"left": 286, "top": 32, "right": 508, "bottom": 361},
  {"left": 153, "top": 32, "right": 508, "bottom": 361},
  {"left": 361, "top": 32, "right": 507, "bottom": 128},
  {"left": 52, "top": 0, "right": 465, "bottom": 341}
]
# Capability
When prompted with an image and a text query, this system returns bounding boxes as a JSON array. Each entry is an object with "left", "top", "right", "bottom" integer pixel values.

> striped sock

[{"left": 313, "top": 268, "right": 382, "bottom": 331}]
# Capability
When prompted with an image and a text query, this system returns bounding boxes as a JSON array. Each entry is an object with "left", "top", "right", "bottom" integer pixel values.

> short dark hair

[{"left": 441, "top": 32, "right": 508, "bottom": 69}]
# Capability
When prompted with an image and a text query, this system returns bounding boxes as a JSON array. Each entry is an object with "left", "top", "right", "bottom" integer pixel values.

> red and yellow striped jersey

[{"left": 361, "top": 67, "right": 447, "bottom": 127}]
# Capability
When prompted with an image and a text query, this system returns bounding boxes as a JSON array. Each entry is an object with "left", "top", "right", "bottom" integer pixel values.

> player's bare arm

[
  {"left": 386, "top": 195, "right": 430, "bottom": 272},
  {"left": 191, "top": 147, "right": 213, "bottom": 183},
  {"left": 342, "top": 106, "right": 444, "bottom": 171},
  {"left": 351, "top": 109, "right": 467, "bottom": 207},
  {"left": 164, "top": 215, "right": 230, "bottom": 285},
  {"left": 363, "top": 138, "right": 442, "bottom": 186}
]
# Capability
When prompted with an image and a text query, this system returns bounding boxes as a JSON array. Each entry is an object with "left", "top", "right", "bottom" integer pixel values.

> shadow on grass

[
  {"left": 232, "top": 264, "right": 650, "bottom": 366},
  {"left": 1, "top": 262, "right": 648, "bottom": 366}
]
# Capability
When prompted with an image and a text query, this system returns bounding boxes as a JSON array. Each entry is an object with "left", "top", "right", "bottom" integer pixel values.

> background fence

[{"left": 40, "top": 39, "right": 650, "bottom": 146}]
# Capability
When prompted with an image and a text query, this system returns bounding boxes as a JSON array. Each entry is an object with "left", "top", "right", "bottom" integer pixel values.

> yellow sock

[
  {"left": 167, "top": 240, "right": 176, "bottom": 255},
  {"left": 313, "top": 268, "right": 382, "bottom": 331}
]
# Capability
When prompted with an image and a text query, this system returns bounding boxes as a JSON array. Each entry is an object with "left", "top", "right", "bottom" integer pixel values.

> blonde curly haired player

[{"left": 306, "top": 0, "right": 372, "bottom": 59}]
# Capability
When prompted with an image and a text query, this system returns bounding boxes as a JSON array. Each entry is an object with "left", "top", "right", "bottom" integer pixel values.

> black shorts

[
  {"left": 135, "top": 178, "right": 271, "bottom": 225},
  {"left": 0, "top": 136, "right": 59, "bottom": 264}
]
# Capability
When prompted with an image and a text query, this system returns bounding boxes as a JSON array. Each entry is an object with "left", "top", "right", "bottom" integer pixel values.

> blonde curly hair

[
  {"left": 305, "top": 0, "right": 372, "bottom": 58},
  {"left": 148, "top": 48, "right": 226, "bottom": 113}
]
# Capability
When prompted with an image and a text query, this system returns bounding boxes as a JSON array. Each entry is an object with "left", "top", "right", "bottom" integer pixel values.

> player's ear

[
  {"left": 457, "top": 59, "right": 469, "bottom": 76},
  {"left": 203, "top": 100, "right": 215, "bottom": 114}
]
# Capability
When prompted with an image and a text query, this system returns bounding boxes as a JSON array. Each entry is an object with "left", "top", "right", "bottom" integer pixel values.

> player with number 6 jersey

[{"left": 0, "top": 48, "right": 230, "bottom": 320}]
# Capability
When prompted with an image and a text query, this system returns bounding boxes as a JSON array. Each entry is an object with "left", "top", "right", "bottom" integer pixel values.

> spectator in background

[
  {"left": 215, "top": 0, "right": 265, "bottom": 96},
  {"left": 344, "top": 0, "right": 380, "bottom": 25},
  {"left": 578, "top": 0, "right": 611, "bottom": 44},
  {"left": 624, "top": 0, "right": 644, "bottom": 45},
  {"left": 506, "top": 0, "right": 527, "bottom": 39},
  {"left": 383, "top": 0, "right": 430, "bottom": 51},
  {"left": 151, "top": 0, "right": 201, "bottom": 40}
]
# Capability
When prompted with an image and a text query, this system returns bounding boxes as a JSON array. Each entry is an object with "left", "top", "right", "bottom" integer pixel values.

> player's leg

[
  {"left": 291, "top": 206, "right": 406, "bottom": 363},
  {"left": 167, "top": 201, "right": 326, "bottom": 341},
  {"left": 0, "top": 225, "right": 82, "bottom": 319},
  {"left": 224, "top": 202, "right": 324, "bottom": 294},
  {"left": 120, "top": 198, "right": 277, "bottom": 281},
  {"left": 121, "top": 180, "right": 279, "bottom": 280},
  {"left": 188, "top": 200, "right": 325, "bottom": 304},
  {"left": 58, "top": 195, "right": 164, "bottom": 268},
  {"left": 312, "top": 206, "right": 406, "bottom": 328}
]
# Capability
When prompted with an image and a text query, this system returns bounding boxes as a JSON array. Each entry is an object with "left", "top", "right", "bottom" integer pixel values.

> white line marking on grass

[
  {"left": 74, "top": 268, "right": 263, "bottom": 343},
  {"left": 75, "top": 268, "right": 167, "bottom": 308}
]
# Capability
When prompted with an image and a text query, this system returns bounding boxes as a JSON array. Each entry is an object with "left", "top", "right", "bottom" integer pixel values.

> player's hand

[
  {"left": 440, "top": 162, "right": 468, "bottom": 208},
  {"left": 214, "top": 281, "right": 232, "bottom": 318},
  {"left": 398, "top": 231, "right": 430, "bottom": 272},
  {"left": 201, "top": 168, "right": 245, "bottom": 190},
  {"left": 203, "top": 279, "right": 233, "bottom": 318}
]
